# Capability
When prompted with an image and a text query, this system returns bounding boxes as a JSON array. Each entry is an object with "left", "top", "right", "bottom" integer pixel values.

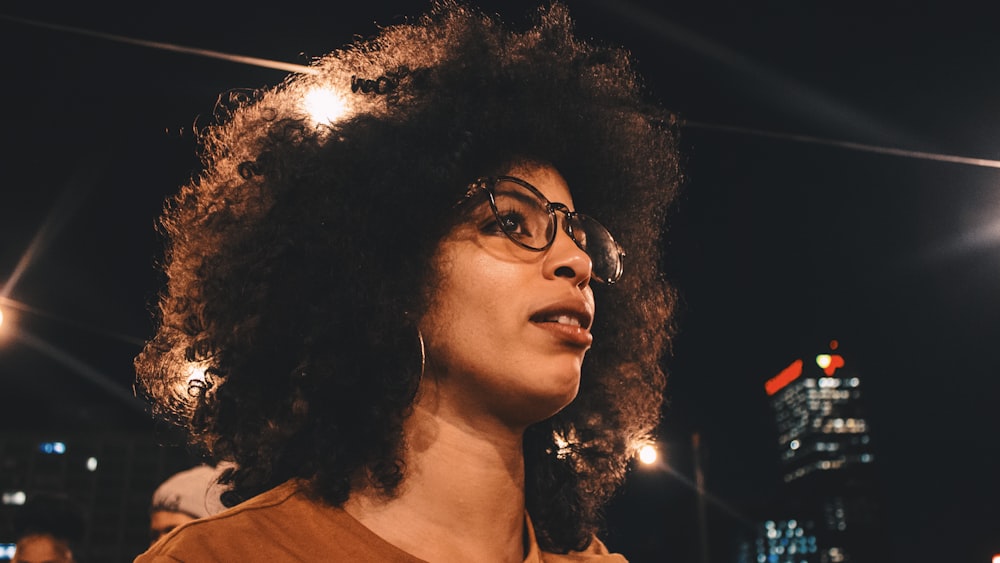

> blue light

[{"left": 39, "top": 441, "right": 66, "bottom": 454}]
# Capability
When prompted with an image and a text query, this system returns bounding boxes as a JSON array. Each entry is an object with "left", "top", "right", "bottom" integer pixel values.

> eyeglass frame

[{"left": 461, "top": 175, "right": 625, "bottom": 285}]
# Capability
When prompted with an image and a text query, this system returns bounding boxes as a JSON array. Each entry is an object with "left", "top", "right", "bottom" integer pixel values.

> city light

[
  {"left": 638, "top": 444, "right": 658, "bottom": 465},
  {"left": 0, "top": 303, "right": 12, "bottom": 344},
  {"left": 816, "top": 353, "right": 845, "bottom": 376},
  {"left": 86, "top": 457, "right": 99, "bottom": 472},
  {"left": 765, "top": 359, "right": 803, "bottom": 396},
  {"left": 2, "top": 491, "right": 26, "bottom": 506},
  {"left": 816, "top": 354, "right": 832, "bottom": 369},
  {"left": 39, "top": 441, "right": 66, "bottom": 454},
  {"left": 303, "top": 87, "right": 350, "bottom": 125}
]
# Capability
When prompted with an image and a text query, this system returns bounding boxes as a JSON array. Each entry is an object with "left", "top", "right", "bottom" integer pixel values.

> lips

[{"left": 529, "top": 301, "right": 594, "bottom": 347}]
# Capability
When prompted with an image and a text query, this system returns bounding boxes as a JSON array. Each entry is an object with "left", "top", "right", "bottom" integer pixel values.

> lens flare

[{"left": 303, "top": 88, "right": 350, "bottom": 125}]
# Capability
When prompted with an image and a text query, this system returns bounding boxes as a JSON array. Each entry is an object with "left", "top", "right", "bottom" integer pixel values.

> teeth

[{"left": 551, "top": 315, "right": 581, "bottom": 327}]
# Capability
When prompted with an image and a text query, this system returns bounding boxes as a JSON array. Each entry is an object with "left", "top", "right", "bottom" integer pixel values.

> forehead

[{"left": 505, "top": 164, "right": 574, "bottom": 209}]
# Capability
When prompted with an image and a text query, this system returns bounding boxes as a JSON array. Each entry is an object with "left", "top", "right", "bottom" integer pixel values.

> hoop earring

[{"left": 416, "top": 328, "right": 426, "bottom": 383}]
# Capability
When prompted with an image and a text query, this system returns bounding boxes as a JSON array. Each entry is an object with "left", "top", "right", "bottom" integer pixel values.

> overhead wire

[
  {"left": 681, "top": 120, "right": 1000, "bottom": 170},
  {"left": 4, "top": 12, "right": 998, "bottom": 171},
  {"left": 0, "top": 13, "right": 318, "bottom": 75}
]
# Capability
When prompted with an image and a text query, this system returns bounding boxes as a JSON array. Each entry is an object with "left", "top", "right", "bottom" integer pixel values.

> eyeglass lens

[
  {"left": 491, "top": 178, "right": 622, "bottom": 283},
  {"left": 491, "top": 180, "right": 555, "bottom": 249}
]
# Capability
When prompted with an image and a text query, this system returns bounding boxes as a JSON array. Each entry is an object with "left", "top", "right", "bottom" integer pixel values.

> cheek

[
  {"left": 420, "top": 248, "right": 523, "bottom": 364},
  {"left": 431, "top": 240, "right": 522, "bottom": 309}
]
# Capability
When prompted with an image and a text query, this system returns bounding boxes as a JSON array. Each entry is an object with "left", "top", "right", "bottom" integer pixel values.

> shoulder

[
  {"left": 135, "top": 480, "right": 423, "bottom": 563},
  {"left": 135, "top": 480, "right": 303, "bottom": 562}
]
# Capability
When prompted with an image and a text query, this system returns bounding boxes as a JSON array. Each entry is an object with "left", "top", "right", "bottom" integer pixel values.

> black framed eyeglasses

[{"left": 463, "top": 175, "right": 625, "bottom": 284}]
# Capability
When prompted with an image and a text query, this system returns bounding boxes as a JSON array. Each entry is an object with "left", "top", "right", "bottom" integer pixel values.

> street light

[
  {"left": 638, "top": 443, "right": 658, "bottom": 465},
  {"left": 633, "top": 435, "right": 711, "bottom": 563}
]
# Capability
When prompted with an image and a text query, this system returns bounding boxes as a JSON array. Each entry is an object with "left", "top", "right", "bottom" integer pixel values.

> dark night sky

[{"left": 1, "top": 1, "right": 999, "bottom": 561}]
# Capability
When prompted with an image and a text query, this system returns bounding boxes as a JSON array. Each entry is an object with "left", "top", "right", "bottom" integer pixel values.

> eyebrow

[{"left": 494, "top": 181, "right": 568, "bottom": 210}]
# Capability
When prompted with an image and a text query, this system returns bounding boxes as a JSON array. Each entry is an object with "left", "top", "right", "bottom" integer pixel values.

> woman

[{"left": 134, "top": 1, "right": 679, "bottom": 561}]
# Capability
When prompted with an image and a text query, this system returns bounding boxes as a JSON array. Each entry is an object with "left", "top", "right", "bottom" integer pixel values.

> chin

[{"left": 520, "top": 381, "right": 581, "bottom": 424}]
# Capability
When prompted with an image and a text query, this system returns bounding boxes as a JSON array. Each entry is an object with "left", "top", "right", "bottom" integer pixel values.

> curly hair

[{"left": 134, "top": 0, "right": 679, "bottom": 553}]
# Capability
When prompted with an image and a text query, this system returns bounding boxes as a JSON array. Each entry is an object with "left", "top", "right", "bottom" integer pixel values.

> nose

[{"left": 544, "top": 217, "right": 592, "bottom": 288}]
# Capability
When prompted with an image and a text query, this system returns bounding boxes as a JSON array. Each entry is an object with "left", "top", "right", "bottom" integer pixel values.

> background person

[
  {"left": 148, "top": 463, "right": 230, "bottom": 545},
  {"left": 12, "top": 492, "right": 84, "bottom": 563}
]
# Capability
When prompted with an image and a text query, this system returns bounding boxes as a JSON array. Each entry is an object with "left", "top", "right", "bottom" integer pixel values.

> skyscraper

[{"left": 757, "top": 340, "right": 889, "bottom": 563}]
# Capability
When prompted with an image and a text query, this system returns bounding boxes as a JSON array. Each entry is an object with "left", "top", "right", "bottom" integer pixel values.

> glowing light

[
  {"left": 638, "top": 444, "right": 658, "bottom": 465},
  {"left": 817, "top": 353, "right": 845, "bottom": 375},
  {"left": 991, "top": 555, "right": 999, "bottom": 563},
  {"left": 2, "top": 491, "right": 26, "bottom": 505},
  {"left": 187, "top": 366, "right": 206, "bottom": 384},
  {"left": 183, "top": 364, "right": 210, "bottom": 399},
  {"left": 765, "top": 359, "right": 803, "bottom": 396},
  {"left": 39, "top": 441, "right": 66, "bottom": 454},
  {"left": 552, "top": 429, "right": 577, "bottom": 459},
  {"left": 303, "top": 88, "right": 350, "bottom": 125},
  {"left": 816, "top": 354, "right": 832, "bottom": 369},
  {"left": 0, "top": 306, "right": 4, "bottom": 328},
  {"left": 789, "top": 440, "right": 800, "bottom": 450},
  {"left": 86, "top": 457, "right": 98, "bottom": 471}
]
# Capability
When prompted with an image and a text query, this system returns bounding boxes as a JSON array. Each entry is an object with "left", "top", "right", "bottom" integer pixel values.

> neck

[{"left": 343, "top": 384, "right": 528, "bottom": 563}]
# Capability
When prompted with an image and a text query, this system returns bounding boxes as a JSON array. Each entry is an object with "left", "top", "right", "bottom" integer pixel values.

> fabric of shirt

[{"left": 135, "top": 480, "right": 628, "bottom": 563}]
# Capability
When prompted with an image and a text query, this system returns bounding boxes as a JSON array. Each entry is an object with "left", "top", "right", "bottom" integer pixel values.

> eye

[
  {"left": 485, "top": 182, "right": 553, "bottom": 247},
  {"left": 479, "top": 209, "right": 534, "bottom": 239},
  {"left": 492, "top": 209, "right": 535, "bottom": 240}
]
